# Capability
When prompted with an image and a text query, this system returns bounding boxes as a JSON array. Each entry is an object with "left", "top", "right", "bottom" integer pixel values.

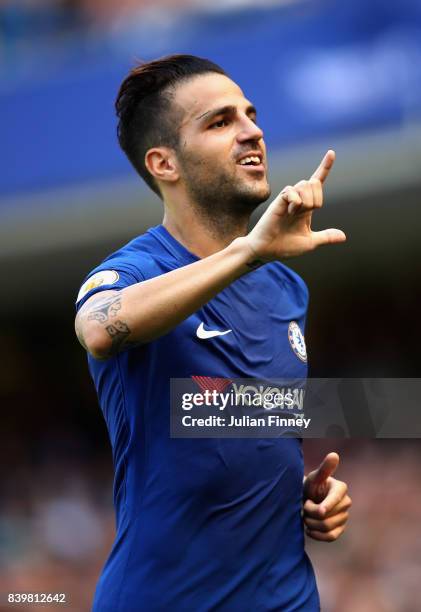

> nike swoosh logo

[{"left": 196, "top": 322, "right": 232, "bottom": 339}]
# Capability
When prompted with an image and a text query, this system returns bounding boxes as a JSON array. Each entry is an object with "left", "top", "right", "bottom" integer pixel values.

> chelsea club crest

[{"left": 288, "top": 321, "right": 307, "bottom": 362}]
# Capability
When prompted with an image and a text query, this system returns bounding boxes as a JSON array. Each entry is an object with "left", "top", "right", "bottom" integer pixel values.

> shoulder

[
  {"left": 75, "top": 228, "right": 161, "bottom": 311},
  {"left": 100, "top": 232, "right": 160, "bottom": 280}
]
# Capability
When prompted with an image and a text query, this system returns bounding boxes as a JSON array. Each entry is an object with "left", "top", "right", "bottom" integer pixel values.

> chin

[
  {"left": 240, "top": 182, "right": 271, "bottom": 206},
  {"left": 259, "top": 183, "right": 271, "bottom": 202}
]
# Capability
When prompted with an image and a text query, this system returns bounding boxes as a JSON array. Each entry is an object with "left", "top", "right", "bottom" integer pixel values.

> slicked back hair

[{"left": 115, "top": 54, "right": 227, "bottom": 197}]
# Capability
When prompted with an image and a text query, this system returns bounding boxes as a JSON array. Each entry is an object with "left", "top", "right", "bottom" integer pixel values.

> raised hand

[
  {"left": 246, "top": 150, "right": 346, "bottom": 260},
  {"left": 302, "top": 452, "right": 352, "bottom": 542}
]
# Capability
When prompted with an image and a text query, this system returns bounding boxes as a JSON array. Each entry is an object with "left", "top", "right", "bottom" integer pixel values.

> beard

[{"left": 177, "top": 147, "right": 271, "bottom": 238}]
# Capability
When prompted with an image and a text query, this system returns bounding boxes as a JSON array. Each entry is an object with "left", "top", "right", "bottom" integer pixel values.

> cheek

[
  {"left": 200, "top": 132, "right": 235, "bottom": 160},
  {"left": 179, "top": 137, "right": 236, "bottom": 180},
  {"left": 195, "top": 152, "right": 234, "bottom": 178}
]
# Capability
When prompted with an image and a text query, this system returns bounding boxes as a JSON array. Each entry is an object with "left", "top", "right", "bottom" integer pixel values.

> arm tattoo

[
  {"left": 105, "top": 321, "right": 131, "bottom": 354},
  {"left": 79, "top": 291, "right": 135, "bottom": 357},
  {"left": 87, "top": 294, "right": 123, "bottom": 323}
]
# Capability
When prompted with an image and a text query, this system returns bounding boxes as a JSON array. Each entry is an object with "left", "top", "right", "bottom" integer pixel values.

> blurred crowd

[
  {"left": 0, "top": 0, "right": 285, "bottom": 45},
  {"left": 0, "top": 0, "right": 290, "bottom": 77},
  {"left": 0, "top": 0, "right": 192, "bottom": 36},
  {"left": 0, "top": 457, "right": 114, "bottom": 611}
]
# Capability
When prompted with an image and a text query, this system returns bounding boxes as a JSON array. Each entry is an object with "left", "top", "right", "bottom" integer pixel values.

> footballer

[{"left": 75, "top": 55, "right": 351, "bottom": 611}]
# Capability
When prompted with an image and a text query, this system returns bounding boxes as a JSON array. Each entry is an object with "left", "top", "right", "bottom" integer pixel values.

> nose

[{"left": 237, "top": 114, "right": 264, "bottom": 143}]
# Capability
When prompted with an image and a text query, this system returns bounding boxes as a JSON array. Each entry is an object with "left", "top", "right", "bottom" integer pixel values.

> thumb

[
  {"left": 311, "top": 228, "right": 346, "bottom": 248},
  {"left": 311, "top": 452, "right": 340, "bottom": 485}
]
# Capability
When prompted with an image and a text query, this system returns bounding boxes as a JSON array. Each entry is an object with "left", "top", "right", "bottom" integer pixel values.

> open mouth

[{"left": 237, "top": 154, "right": 265, "bottom": 171}]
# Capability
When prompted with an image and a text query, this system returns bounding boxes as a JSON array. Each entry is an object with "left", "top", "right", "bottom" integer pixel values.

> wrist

[{"left": 231, "top": 236, "right": 270, "bottom": 270}]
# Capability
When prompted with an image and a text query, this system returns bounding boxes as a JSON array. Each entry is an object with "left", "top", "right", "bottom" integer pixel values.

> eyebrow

[{"left": 195, "top": 104, "right": 257, "bottom": 123}]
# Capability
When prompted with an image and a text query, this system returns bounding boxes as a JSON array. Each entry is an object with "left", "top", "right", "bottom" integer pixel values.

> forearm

[{"left": 75, "top": 236, "right": 262, "bottom": 359}]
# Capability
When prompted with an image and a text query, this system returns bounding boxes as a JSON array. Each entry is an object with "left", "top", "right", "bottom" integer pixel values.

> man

[{"left": 75, "top": 55, "right": 351, "bottom": 611}]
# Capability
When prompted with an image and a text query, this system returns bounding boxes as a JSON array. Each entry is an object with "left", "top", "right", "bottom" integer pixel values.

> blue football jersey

[{"left": 76, "top": 225, "right": 319, "bottom": 612}]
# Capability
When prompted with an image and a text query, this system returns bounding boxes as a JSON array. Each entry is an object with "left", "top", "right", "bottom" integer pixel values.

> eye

[{"left": 209, "top": 118, "right": 229, "bottom": 129}]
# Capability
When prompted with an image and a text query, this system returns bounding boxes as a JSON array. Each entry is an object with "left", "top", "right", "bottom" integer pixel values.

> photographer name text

[{"left": 181, "top": 414, "right": 311, "bottom": 429}]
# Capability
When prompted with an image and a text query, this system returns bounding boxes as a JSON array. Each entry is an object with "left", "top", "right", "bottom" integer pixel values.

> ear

[{"left": 145, "top": 147, "right": 179, "bottom": 185}]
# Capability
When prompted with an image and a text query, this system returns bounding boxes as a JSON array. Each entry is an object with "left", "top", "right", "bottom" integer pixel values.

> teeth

[{"left": 239, "top": 155, "right": 261, "bottom": 165}]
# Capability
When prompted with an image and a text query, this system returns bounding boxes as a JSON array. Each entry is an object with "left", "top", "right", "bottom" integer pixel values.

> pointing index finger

[{"left": 311, "top": 149, "right": 336, "bottom": 184}]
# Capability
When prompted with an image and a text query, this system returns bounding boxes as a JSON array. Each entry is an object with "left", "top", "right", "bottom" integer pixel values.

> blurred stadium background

[{"left": 1, "top": 0, "right": 421, "bottom": 610}]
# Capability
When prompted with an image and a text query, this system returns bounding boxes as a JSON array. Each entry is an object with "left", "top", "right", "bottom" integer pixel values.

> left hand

[{"left": 302, "top": 452, "right": 351, "bottom": 542}]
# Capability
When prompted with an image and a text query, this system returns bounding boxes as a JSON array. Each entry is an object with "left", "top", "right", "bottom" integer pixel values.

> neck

[{"left": 162, "top": 199, "right": 250, "bottom": 259}]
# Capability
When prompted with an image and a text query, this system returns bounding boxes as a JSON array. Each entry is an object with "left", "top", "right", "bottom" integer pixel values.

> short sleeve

[{"left": 75, "top": 262, "right": 142, "bottom": 313}]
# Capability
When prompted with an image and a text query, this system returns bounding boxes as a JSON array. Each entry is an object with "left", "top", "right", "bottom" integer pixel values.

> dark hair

[{"left": 115, "top": 54, "right": 227, "bottom": 197}]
